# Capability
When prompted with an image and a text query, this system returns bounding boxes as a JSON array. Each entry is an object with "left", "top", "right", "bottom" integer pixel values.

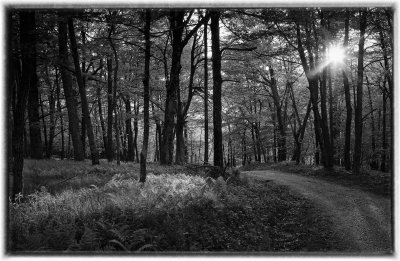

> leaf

[
  {"left": 136, "top": 243, "right": 156, "bottom": 252},
  {"left": 109, "top": 239, "right": 129, "bottom": 251}
]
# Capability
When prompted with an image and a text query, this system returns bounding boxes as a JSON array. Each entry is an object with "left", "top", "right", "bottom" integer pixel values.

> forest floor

[
  {"left": 246, "top": 170, "right": 392, "bottom": 253},
  {"left": 9, "top": 159, "right": 349, "bottom": 254}
]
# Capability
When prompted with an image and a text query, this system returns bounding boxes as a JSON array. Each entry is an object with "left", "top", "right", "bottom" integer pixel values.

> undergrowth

[
  {"left": 9, "top": 160, "right": 342, "bottom": 253},
  {"left": 19, "top": 160, "right": 199, "bottom": 196}
]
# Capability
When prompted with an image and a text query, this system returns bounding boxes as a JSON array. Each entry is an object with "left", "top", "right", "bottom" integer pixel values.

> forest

[{"left": 8, "top": 8, "right": 393, "bottom": 253}]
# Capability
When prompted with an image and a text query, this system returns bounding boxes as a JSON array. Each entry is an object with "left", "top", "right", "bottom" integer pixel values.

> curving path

[{"left": 245, "top": 170, "right": 392, "bottom": 253}]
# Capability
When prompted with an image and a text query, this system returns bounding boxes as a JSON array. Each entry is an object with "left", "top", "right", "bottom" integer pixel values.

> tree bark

[
  {"left": 343, "top": 10, "right": 352, "bottom": 170},
  {"left": 160, "top": 10, "right": 210, "bottom": 165},
  {"left": 319, "top": 11, "right": 334, "bottom": 169},
  {"left": 366, "top": 76, "right": 378, "bottom": 169},
  {"left": 133, "top": 98, "right": 139, "bottom": 163},
  {"left": 140, "top": 10, "right": 151, "bottom": 183},
  {"left": 44, "top": 65, "right": 56, "bottom": 158},
  {"left": 57, "top": 13, "right": 84, "bottom": 161},
  {"left": 352, "top": 10, "right": 367, "bottom": 174},
  {"left": 210, "top": 10, "right": 224, "bottom": 174},
  {"left": 175, "top": 33, "right": 198, "bottom": 164},
  {"left": 12, "top": 11, "right": 36, "bottom": 197},
  {"left": 268, "top": 66, "right": 286, "bottom": 161},
  {"left": 294, "top": 17, "right": 327, "bottom": 168},
  {"left": 27, "top": 23, "right": 43, "bottom": 160},
  {"left": 108, "top": 22, "right": 121, "bottom": 165},
  {"left": 55, "top": 68, "right": 65, "bottom": 159},
  {"left": 125, "top": 97, "right": 135, "bottom": 161},
  {"left": 106, "top": 58, "right": 114, "bottom": 161},
  {"left": 97, "top": 61, "right": 108, "bottom": 156},
  {"left": 380, "top": 81, "right": 387, "bottom": 172},
  {"left": 203, "top": 16, "right": 209, "bottom": 164},
  {"left": 67, "top": 17, "right": 99, "bottom": 165},
  {"left": 160, "top": 11, "right": 185, "bottom": 165},
  {"left": 39, "top": 94, "right": 48, "bottom": 156}
]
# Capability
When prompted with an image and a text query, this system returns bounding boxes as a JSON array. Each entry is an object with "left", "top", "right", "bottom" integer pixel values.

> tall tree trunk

[
  {"left": 352, "top": 10, "right": 367, "bottom": 174},
  {"left": 12, "top": 11, "right": 36, "bottom": 197},
  {"left": 175, "top": 33, "right": 198, "bottom": 164},
  {"left": 39, "top": 94, "right": 48, "bottom": 155},
  {"left": 57, "top": 13, "right": 84, "bottom": 161},
  {"left": 380, "top": 82, "right": 387, "bottom": 172},
  {"left": 97, "top": 63, "right": 107, "bottom": 156},
  {"left": 203, "top": 16, "right": 209, "bottom": 164},
  {"left": 67, "top": 17, "right": 99, "bottom": 165},
  {"left": 295, "top": 19, "right": 325, "bottom": 168},
  {"left": 45, "top": 65, "right": 56, "bottom": 158},
  {"left": 378, "top": 18, "right": 393, "bottom": 173},
  {"left": 108, "top": 22, "right": 121, "bottom": 165},
  {"left": 160, "top": 11, "right": 185, "bottom": 165},
  {"left": 160, "top": 10, "right": 209, "bottom": 165},
  {"left": 133, "top": 98, "right": 139, "bottom": 163},
  {"left": 343, "top": 10, "right": 352, "bottom": 170},
  {"left": 251, "top": 123, "right": 258, "bottom": 162},
  {"left": 292, "top": 100, "right": 312, "bottom": 164},
  {"left": 7, "top": 11, "right": 15, "bottom": 197},
  {"left": 175, "top": 116, "right": 186, "bottom": 164},
  {"left": 114, "top": 106, "right": 121, "bottom": 165},
  {"left": 151, "top": 92, "right": 161, "bottom": 162},
  {"left": 55, "top": 68, "right": 65, "bottom": 159},
  {"left": 328, "top": 66, "right": 336, "bottom": 162},
  {"left": 81, "top": 112, "right": 86, "bottom": 156},
  {"left": 242, "top": 128, "right": 247, "bottom": 165},
  {"left": 80, "top": 30, "right": 87, "bottom": 157},
  {"left": 106, "top": 58, "right": 114, "bottom": 161},
  {"left": 268, "top": 66, "right": 286, "bottom": 161},
  {"left": 319, "top": 11, "right": 334, "bottom": 169},
  {"left": 366, "top": 77, "right": 378, "bottom": 169},
  {"left": 27, "top": 26, "right": 43, "bottom": 159},
  {"left": 210, "top": 10, "right": 223, "bottom": 174},
  {"left": 125, "top": 97, "right": 135, "bottom": 161},
  {"left": 140, "top": 10, "right": 151, "bottom": 183}
]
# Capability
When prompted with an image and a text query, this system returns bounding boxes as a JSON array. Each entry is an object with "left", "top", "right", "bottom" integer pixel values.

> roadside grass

[
  {"left": 240, "top": 161, "right": 392, "bottom": 197},
  {"left": 9, "top": 159, "right": 343, "bottom": 253}
]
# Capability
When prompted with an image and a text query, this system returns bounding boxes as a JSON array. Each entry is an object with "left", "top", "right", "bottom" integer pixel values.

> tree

[
  {"left": 203, "top": 14, "right": 209, "bottom": 164},
  {"left": 11, "top": 11, "right": 37, "bottom": 197},
  {"left": 160, "top": 10, "right": 210, "bottom": 165},
  {"left": 67, "top": 15, "right": 99, "bottom": 165},
  {"left": 352, "top": 10, "right": 367, "bottom": 175},
  {"left": 342, "top": 10, "right": 352, "bottom": 170},
  {"left": 57, "top": 13, "right": 84, "bottom": 161},
  {"left": 140, "top": 9, "right": 151, "bottom": 183},
  {"left": 293, "top": 10, "right": 333, "bottom": 169},
  {"left": 27, "top": 21, "right": 43, "bottom": 160},
  {"left": 210, "top": 10, "right": 224, "bottom": 174},
  {"left": 175, "top": 32, "right": 202, "bottom": 164},
  {"left": 106, "top": 57, "right": 114, "bottom": 161}
]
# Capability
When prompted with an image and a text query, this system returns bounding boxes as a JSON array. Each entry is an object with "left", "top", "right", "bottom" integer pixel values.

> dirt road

[{"left": 246, "top": 170, "right": 392, "bottom": 253}]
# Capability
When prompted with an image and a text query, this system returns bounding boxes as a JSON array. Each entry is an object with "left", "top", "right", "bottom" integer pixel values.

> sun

[{"left": 327, "top": 45, "right": 346, "bottom": 65}]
